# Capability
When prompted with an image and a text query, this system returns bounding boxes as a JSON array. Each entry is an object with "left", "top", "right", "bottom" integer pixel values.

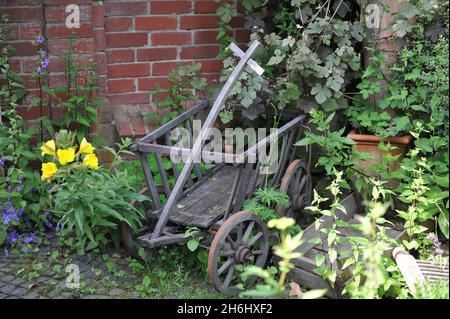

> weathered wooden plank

[
  {"left": 136, "top": 143, "right": 240, "bottom": 164},
  {"left": 138, "top": 232, "right": 191, "bottom": 248},
  {"left": 137, "top": 100, "right": 209, "bottom": 144},
  {"left": 139, "top": 152, "right": 161, "bottom": 209},
  {"left": 242, "top": 114, "right": 307, "bottom": 162}
]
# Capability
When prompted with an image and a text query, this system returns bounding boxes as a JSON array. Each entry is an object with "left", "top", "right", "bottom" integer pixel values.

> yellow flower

[
  {"left": 41, "top": 140, "right": 56, "bottom": 157},
  {"left": 41, "top": 162, "right": 58, "bottom": 181},
  {"left": 57, "top": 148, "right": 75, "bottom": 165},
  {"left": 79, "top": 138, "right": 95, "bottom": 154},
  {"left": 83, "top": 153, "right": 99, "bottom": 170}
]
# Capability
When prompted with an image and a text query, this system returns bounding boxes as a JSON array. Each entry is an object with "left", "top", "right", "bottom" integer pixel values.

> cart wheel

[
  {"left": 121, "top": 187, "right": 154, "bottom": 260},
  {"left": 208, "top": 211, "right": 269, "bottom": 296},
  {"left": 276, "top": 159, "right": 312, "bottom": 219}
]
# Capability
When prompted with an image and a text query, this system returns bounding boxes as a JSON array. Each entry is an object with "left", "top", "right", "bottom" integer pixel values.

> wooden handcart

[{"left": 122, "top": 41, "right": 312, "bottom": 295}]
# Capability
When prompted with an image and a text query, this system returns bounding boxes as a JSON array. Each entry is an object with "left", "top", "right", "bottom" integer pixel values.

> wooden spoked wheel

[
  {"left": 208, "top": 211, "right": 269, "bottom": 296},
  {"left": 121, "top": 187, "right": 154, "bottom": 260},
  {"left": 276, "top": 159, "right": 312, "bottom": 219}
]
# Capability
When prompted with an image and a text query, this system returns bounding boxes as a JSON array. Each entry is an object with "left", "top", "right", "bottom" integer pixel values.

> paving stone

[
  {"left": 0, "top": 284, "right": 15, "bottom": 294},
  {"left": 10, "top": 277, "right": 26, "bottom": 286},
  {"left": 1, "top": 275, "right": 15, "bottom": 283},
  {"left": 109, "top": 288, "right": 126, "bottom": 297},
  {"left": 10, "top": 287, "right": 27, "bottom": 297},
  {"left": 22, "top": 291, "right": 40, "bottom": 299}
]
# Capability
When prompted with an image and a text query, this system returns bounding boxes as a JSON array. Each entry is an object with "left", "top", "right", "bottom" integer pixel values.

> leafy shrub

[{"left": 41, "top": 131, "right": 147, "bottom": 254}]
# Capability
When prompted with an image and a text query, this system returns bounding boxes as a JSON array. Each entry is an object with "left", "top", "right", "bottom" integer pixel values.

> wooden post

[{"left": 151, "top": 41, "right": 264, "bottom": 239}]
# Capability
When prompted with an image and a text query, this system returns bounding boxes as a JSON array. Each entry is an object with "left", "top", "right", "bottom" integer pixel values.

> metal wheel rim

[{"left": 208, "top": 211, "right": 270, "bottom": 296}]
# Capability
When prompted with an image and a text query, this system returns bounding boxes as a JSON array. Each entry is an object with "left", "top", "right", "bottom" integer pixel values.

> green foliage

[
  {"left": 221, "top": 0, "right": 365, "bottom": 118},
  {"left": 147, "top": 63, "right": 207, "bottom": 124},
  {"left": 308, "top": 173, "right": 408, "bottom": 299},
  {"left": 215, "top": 0, "right": 238, "bottom": 58},
  {"left": 415, "top": 279, "right": 449, "bottom": 299},
  {"left": 240, "top": 216, "right": 326, "bottom": 299},
  {"left": 55, "top": 37, "right": 100, "bottom": 140},
  {"left": 49, "top": 138, "right": 147, "bottom": 254},
  {"left": 1, "top": 15, "right": 51, "bottom": 248},
  {"left": 243, "top": 187, "right": 290, "bottom": 223}
]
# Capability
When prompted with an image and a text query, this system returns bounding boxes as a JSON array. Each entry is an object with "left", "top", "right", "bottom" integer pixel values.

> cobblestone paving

[
  {"left": 0, "top": 234, "right": 222, "bottom": 299},
  {"left": 0, "top": 235, "right": 146, "bottom": 299}
]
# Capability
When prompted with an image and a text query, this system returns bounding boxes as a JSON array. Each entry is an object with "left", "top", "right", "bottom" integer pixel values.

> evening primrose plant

[
  {"left": 40, "top": 130, "right": 99, "bottom": 182},
  {"left": 41, "top": 131, "right": 147, "bottom": 254}
]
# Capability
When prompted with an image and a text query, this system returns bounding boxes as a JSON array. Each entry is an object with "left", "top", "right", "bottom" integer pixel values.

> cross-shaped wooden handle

[{"left": 228, "top": 43, "right": 265, "bottom": 76}]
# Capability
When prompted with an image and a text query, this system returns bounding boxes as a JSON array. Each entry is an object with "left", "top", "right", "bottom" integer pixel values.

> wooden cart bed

[{"left": 169, "top": 165, "right": 240, "bottom": 228}]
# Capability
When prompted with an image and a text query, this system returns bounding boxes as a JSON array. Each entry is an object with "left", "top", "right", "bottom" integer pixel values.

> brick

[
  {"left": 230, "top": 16, "right": 245, "bottom": 28},
  {"left": 45, "top": 5, "right": 91, "bottom": 22},
  {"left": 44, "top": 0, "right": 91, "bottom": 4},
  {"left": 194, "top": 30, "right": 218, "bottom": 44},
  {"left": 135, "top": 16, "right": 177, "bottom": 31},
  {"left": 19, "top": 25, "right": 41, "bottom": 39},
  {"left": 7, "top": 26, "right": 19, "bottom": 41},
  {"left": 95, "top": 52, "right": 107, "bottom": 74},
  {"left": 109, "top": 93, "right": 149, "bottom": 105},
  {"left": 105, "top": 17, "right": 132, "bottom": 32},
  {"left": 9, "top": 59, "right": 21, "bottom": 72},
  {"left": 105, "top": 1, "right": 148, "bottom": 16},
  {"left": 0, "top": 7, "right": 41, "bottom": 22},
  {"left": 108, "top": 79, "right": 135, "bottom": 93},
  {"left": 137, "top": 77, "right": 169, "bottom": 91},
  {"left": 48, "top": 38, "right": 94, "bottom": 54},
  {"left": 92, "top": 1, "right": 106, "bottom": 27},
  {"left": 152, "top": 61, "right": 181, "bottom": 76},
  {"left": 116, "top": 122, "right": 133, "bottom": 136},
  {"left": 49, "top": 73, "right": 66, "bottom": 87},
  {"left": 105, "top": 33, "right": 147, "bottom": 48},
  {"left": 22, "top": 58, "right": 39, "bottom": 73},
  {"left": 108, "top": 63, "right": 150, "bottom": 78},
  {"left": 180, "top": 15, "right": 219, "bottom": 30},
  {"left": 47, "top": 57, "right": 66, "bottom": 73},
  {"left": 151, "top": 31, "right": 191, "bottom": 46},
  {"left": 11, "top": 42, "right": 37, "bottom": 56},
  {"left": 151, "top": 1, "right": 191, "bottom": 14},
  {"left": 180, "top": 45, "right": 219, "bottom": 59},
  {"left": 197, "top": 59, "right": 223, "bottom": 73},
  {"left": 94, "top": 28, "right": 106, "bottom": 50},
  {"left": 2, "top": 0, "right": 41, "bottom": 4},
  {"left": 136, "top": 47, "right": 177, "bottom": 62},
  {"left": 46, "top": 23, "right": 93, "bottom": 38},
  {"left": 235, "top": 29, "right": 250, "bottom": 43},
  {"left": 107, "top": 49, "right": 135, "bottom": 64},
  {"left": 194, "top": 1, "right": 222, "bottom": 14}
]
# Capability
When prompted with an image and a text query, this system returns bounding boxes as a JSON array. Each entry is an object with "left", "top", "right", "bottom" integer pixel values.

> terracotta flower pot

[{"left": 347, "top": 130, "right": 412, "bottom": 176}]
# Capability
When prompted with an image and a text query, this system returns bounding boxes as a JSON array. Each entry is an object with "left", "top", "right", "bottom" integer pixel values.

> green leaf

[
  {"left": 438, "top": 210, "right": 449, "bottom": 239},
  {"left": 315, "top": 254, "right": 325, "bottom": 267},
  {"left": 187, "top": 239, "right": 199, "bottom": 252}
]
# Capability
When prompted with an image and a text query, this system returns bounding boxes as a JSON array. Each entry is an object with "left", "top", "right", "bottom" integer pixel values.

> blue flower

[
  {"left": 44, "top": 220, "right": 53, "bottom": 228},
  {"left": 37, "top": 35, "right": 45, "bottom": 44},
  {"left": 0, "top": 155, "right": 4, "bottom": 167},
  {"left": 41, "top": 58, "right": 50, "bottom": 69},
  {"left": 40, "top": 50, "right": 47, "bottom": 58},
  {"left": 24, "top": 233, "right": 35, "bottom": 244},
  {"left": 37, "top": 66, "right": 42, "bottom": 73},
  {"left": 15, "top": 184, "right": 24, "bottom": 192}
]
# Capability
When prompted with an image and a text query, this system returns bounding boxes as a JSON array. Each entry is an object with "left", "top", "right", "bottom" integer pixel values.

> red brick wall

[{"left": 1, "top": 0, "right": 248, "bottom": 139}]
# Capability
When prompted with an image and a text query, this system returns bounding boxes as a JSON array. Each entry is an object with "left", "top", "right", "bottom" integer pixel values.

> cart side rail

[{"left": 133, "top": 100, "right": 209, "bottom": 146}]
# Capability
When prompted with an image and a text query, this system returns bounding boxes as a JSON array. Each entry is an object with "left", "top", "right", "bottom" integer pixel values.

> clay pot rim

[{"left": 347, "top": 130, "right": 412, "bottom": 145}]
